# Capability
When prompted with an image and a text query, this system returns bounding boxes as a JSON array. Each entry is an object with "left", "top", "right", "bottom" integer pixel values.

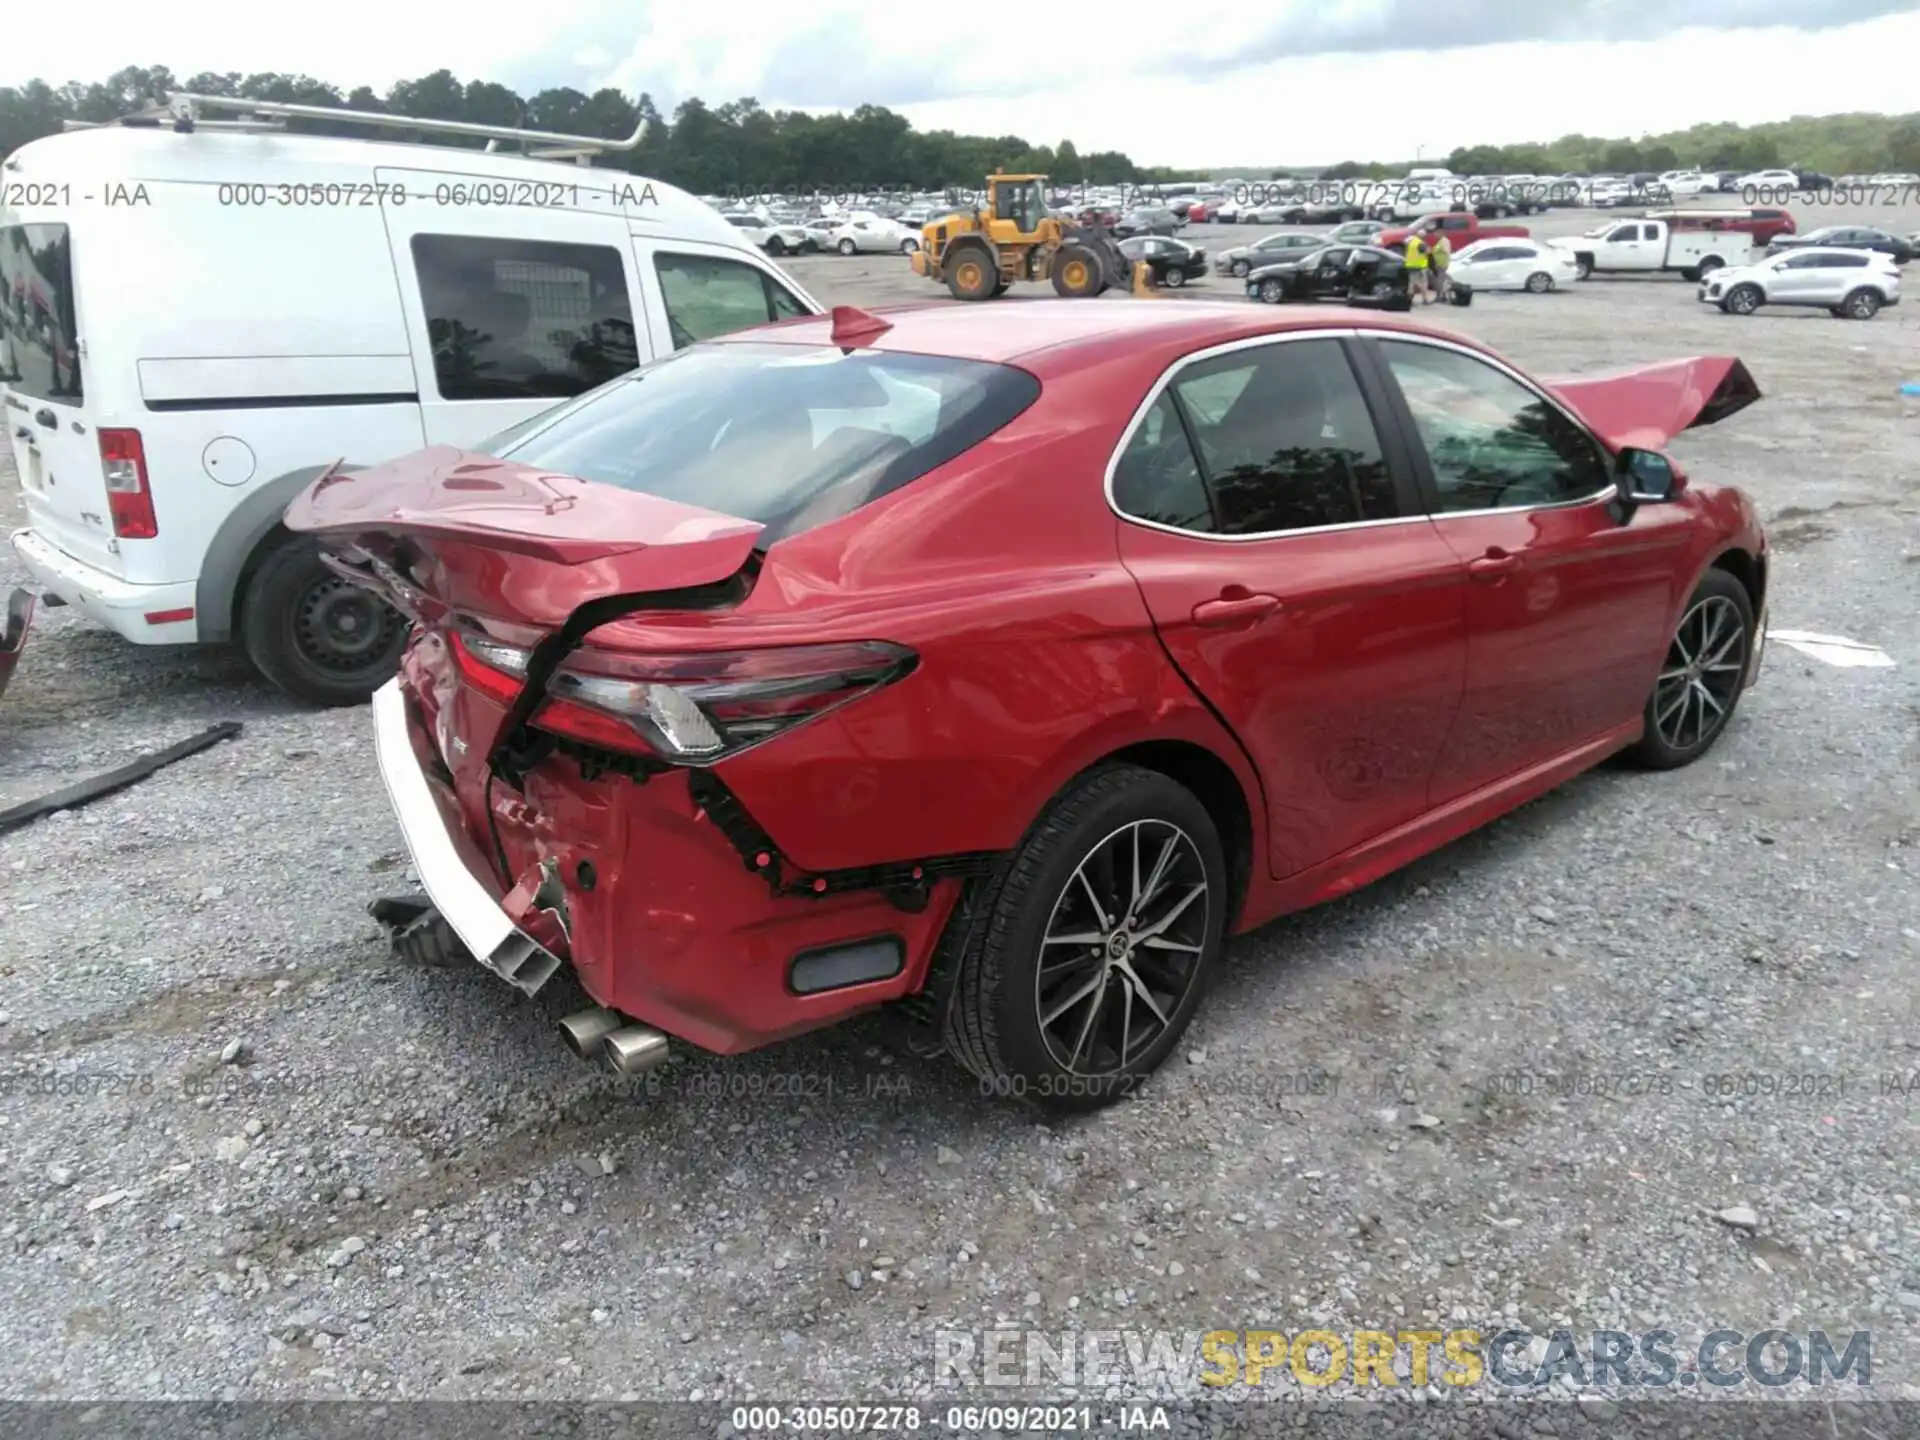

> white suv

[
  {"left": 1, "top": 93, "right": 822, "bottom": 705},
  {"left": 1698, "top": 246, "right": 1900, "bottom": 319}
]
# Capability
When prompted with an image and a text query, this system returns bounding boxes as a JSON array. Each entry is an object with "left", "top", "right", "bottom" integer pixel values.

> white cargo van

[{"left": 0, "top": 93, "right": 822, "bottom": 704}]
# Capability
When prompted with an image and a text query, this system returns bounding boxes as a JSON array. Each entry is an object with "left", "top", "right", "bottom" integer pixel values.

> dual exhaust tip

[{"left": 558, "top": 1007, "right": 670, "bottom": 1075}]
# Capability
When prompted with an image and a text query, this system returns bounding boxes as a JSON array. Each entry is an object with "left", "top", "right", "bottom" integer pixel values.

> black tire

[
  {"left": 1163, "top": 267, "right": 1186, "bottom": 288},
  {"left": 1231, "top": 259, "right": 1250, "bottom": 278},
  {"left": 836, "top": 238, "right": 857, "bottom": 256},
  {"left": 1050, "top": 242, "right": 1104, "bottom": 298},
  {"left": 1623, "top": 569, "right": 1754, "bottom": 770},
  {"left": 1841, "top": 287, "right": 1881, "bottom": 319},
  {"left": 945, "top": 244, "right": 1001, "bottom": 300},
  {"left": 394, "top": 910, "right": 471, "bottom": 969},
  {"left": 1724, "top": 283, "right": 1762, "bottom": 315},
  {"left": 1525, "top": 271, "right": 1553, "bottom": 293},
  {"left": 1259, "top": 278, "right": 1285, "bottom": 303},
  {"left": 765, "top": 236, "right": 787, "bottom": 256},
  {"left": 239, "top": 534, "right": 408, "bottom": 707},
  {"left": 944, "top": 764, "right": 1228, "bottom": 1114},
  {"left": 1695, "top": 256, "right": 1723, "bottom": 278}
]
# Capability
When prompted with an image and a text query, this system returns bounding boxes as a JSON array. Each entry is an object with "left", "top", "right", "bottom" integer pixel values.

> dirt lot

[{"left": 1, "top": 199, "right": 1918, "bottom": 1417}]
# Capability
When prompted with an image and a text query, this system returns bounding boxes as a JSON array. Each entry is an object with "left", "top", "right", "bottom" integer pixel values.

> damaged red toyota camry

[{"left": 287, "top": 301, "right": 1768, "bottom": 1112}]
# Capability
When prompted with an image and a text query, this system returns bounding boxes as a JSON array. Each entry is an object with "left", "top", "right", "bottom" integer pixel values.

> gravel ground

[{"left": 1, "top": 198, "right": 1918, "bottom": 1416}]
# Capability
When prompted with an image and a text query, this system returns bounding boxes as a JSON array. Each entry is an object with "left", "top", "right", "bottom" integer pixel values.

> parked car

[
  {"left": 1119, "top": 236, "right": 1208, "bottom": 288},
  {"left": 825, "top": 215, "right": 919, "bottom": 255},
  {"left": 1698, "top": 247, "right": 1900, "bottom": 319},
  {"left": 1214, "top": 231, "right": 1328, "bottom": 279},
  {"left": 1244, "top": 244, "right": 1382, "bottom": 303},
  {"left": 721, "top": 212, "right": 809, "bottom": 257},
  {"left": 1115, "top": 208, "right": 1184, "bottom": 238},
  {"left": 0, "top": 100, "right": 822, "bottom": 707},
  {"left": 1327, "top": 220, "right": 1386, "bottom": 245},
  {"left": 1736, "top": 168, "right": 1800, "bottom": 192},
  {"left": 1447, "top": 238, "right": 1583, "bottom": 292},
  {"left": 286, "top": 301, "right": 1770, "bottom": 1110},
  {"left": 1377, "top": 213, "right": 1531, "bottom": 252},
  {"left": 1765, "top": 225, "right": 1913, "bottom": 264}
]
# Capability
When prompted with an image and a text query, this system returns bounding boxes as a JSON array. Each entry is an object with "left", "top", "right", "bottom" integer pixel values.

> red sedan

[{"left": 287, "top": 301, "right": 1769, "bottom": 1112}]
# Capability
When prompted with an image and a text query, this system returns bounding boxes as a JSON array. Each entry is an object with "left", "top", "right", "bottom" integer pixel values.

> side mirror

[{"left": 1614, "top": 447, "right": 1685, "bottom": 506}]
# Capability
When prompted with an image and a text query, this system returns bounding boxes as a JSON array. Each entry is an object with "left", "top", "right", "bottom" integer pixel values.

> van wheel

[
  {"left": 943, "top": 764, "right": 1227, "bottom": 1114},
  {"left": 240, "top": 534, "right": 408, "bottom": 707},
  {"left": 1841, "top": 288, "right": 1881, "bottom": 319}
]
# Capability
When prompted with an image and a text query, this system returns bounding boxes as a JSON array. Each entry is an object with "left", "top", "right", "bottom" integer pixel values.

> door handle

[
  {"left": 33, "top": 408, "right": 55, "bottom": 430},
  {"left": 1467, "top": 549, "right": 1519, "bottom": 581},
  {"left": 1192, "top": 592, "right": 1281, "bottom": 626}
]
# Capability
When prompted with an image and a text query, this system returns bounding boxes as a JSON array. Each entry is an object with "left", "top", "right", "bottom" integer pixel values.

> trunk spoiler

[{"left": 1545, "top": 357, "right": 1760, "bottom": 451}]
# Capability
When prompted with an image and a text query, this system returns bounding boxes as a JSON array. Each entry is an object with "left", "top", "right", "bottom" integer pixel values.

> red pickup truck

[{"left": 1377, "top": 212, "right": 1531, "bottom": 250}]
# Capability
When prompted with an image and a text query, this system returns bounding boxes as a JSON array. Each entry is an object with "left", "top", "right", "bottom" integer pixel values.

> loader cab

[{"left": 990, "top": 176, "right": 1049, "bottom": 238}]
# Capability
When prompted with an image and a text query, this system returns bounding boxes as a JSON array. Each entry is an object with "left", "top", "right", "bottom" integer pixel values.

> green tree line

[
  {"left": 5, "top": 65, "right": 1918, "bottom": 189},
  {"left": 0, "top": 64, "right": 1167, "bottom": 191}
]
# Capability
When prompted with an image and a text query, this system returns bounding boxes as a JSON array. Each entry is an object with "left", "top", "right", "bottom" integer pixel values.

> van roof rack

[{"left": 62, "top": 91, "right": 647, "bottom": 165}]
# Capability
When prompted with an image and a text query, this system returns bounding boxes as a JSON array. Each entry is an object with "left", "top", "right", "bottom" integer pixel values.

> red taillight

[
  {"left": 99, "top": 429, "right": 156, "bottom": 540},
  {"left": 538, "top": 640, "right": 916, "bottom": 765},
  {"left": 448, "top": 630, "right": 528, "bottom": 705}
]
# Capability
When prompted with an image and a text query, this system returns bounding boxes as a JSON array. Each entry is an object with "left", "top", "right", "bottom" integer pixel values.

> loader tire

[
  {"left": 1051, "top": 244, "right": 1105, "bottom": 298},
  {"left": 946, "top": 245, "right": 1001, "bottom": 301}
]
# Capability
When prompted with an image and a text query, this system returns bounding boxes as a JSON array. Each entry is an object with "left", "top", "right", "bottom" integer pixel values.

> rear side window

[
  {"left": 0, "top": 224, "right": 82, "bottom": 404},
  {"left": 411, "top": 234, "right": 634, "bottom": 401},
  {"left": 478, "top": 341, "right": 1038, "bottom": 544},
  {"left": 655, "top": 253, "right": 810, "bottom": 350},
  {"left": 1112, "top": 392, "right": 1213, "bottom": 532}
]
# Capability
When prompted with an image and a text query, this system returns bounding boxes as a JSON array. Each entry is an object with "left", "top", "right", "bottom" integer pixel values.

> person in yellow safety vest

[
  {"left": 1430, "top": 233, "right": 1452, "bottom": 303},
  {"left": 1403, "top": 232, "right": 1430, "bottom": 303}
]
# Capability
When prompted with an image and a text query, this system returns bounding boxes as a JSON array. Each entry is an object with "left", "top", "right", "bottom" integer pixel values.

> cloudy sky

[{"left": 14, "top": 2, "right": 1920, "bottom": 167}]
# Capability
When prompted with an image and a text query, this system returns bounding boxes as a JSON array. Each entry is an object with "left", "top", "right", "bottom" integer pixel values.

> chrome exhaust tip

[
  {"left": 557, "top": 1007, "right": 625, "bottom": 1059},
  {"left": 601, "top": 1026, "right": 671, "bottom": 1076}
]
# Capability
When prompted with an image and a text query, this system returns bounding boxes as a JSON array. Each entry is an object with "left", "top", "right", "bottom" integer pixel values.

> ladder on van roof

[{"left": 61, "top": 92, "right": 647, "bottom": 165}]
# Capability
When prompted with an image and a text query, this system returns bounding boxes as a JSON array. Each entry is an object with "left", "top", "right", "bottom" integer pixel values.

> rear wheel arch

[
  {"left": 1102, "top": 739, "right": 1256, "bottom": 932},
  {"left": 195, "top": 462, "right": 366, "bottom": 643}
]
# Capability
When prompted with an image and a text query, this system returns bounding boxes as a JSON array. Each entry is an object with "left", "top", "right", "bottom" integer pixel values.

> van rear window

[
  {"left": 477, "top": 341, "right": 1040, "bottom": 545},
  {"left": 0, "top": 225, "right": 82, "bottom": 404}
]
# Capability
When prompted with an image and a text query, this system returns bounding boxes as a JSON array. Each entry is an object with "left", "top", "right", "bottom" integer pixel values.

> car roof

[
  {"left": 5, "top": 125, "right": 723, "bottom": 234},
  {"left": 715, "top": 300, "right": 1482, "bottom": 375}
]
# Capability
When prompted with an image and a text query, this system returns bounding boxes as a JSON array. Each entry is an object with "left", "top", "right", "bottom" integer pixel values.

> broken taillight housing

[{"left": 452, "top": 631, "right": 916, "bottom": 766}]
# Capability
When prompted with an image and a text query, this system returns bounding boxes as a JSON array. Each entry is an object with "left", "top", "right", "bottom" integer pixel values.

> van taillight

[{"left": 99, "top": 429, "right": 156, "bottom": 539}]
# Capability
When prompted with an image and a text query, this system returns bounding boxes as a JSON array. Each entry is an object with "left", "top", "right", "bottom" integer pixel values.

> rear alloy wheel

[
  {"left": 945, "top": 764, "right": 1227, "bottom": 1113},
  {"left": 1162, "top": 267, "right": 1186, "bottom": 288},
  {"left": 240, "top": 534, "right": 408, "bottom": 706},
  {"left": 1841, "top": 287, "right": 1881, "bottom": 319},
  {"left": 1525, "top": 271, "right": 1553, "bottom": 293},
  {"left": 1724, "top": 283, "right": 1762, "bottom": 315},
  {"left": 1625, "top": 570, "right": 1753, "bottom": 769},
  {"left": 837, "top": 238, "right": 857, "bottom": 256}
]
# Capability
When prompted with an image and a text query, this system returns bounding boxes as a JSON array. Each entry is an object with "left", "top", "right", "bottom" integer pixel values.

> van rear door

[{"left": 0, "top": 219, "right": 123, "bottom": 575}]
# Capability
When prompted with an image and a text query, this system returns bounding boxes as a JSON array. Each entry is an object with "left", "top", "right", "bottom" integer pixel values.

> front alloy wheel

[
  {"left": 945, "top": 764, "right": 1227, "bottom": 1112},
  {"left": 1626, "top": 570, "right": 1753, "bottom": 769}
]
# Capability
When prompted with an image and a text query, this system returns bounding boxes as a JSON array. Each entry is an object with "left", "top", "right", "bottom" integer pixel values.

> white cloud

[{"left": 9, "top": 3, "right": 1919, "bottom": 169}]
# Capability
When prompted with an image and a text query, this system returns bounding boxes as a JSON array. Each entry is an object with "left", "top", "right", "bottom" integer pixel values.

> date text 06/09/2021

[
  {"left": 0, "top": 180, "right": 663, "bottom": 210},
  {"left": 730, "top": 1403, "right": 1173, "bottom": 1431}
]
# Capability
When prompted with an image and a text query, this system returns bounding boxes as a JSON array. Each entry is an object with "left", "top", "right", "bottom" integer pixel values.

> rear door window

[
  {"left": 410, "top": 234, "right": 635, "bottom": 400},
  {"left": 0, "top": 224, "right": 82, "bottom": 404},
  {"left": 654, "top": 253, "right": 809, "bottom": 350},
  {"left": 478, "top": 342, "right": 1038, "bottom": 543}
]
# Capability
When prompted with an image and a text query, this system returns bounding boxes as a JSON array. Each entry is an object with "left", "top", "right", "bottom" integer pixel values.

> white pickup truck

[{"left": 1551, "top": 219, "right": 1752, "bottom": 282}]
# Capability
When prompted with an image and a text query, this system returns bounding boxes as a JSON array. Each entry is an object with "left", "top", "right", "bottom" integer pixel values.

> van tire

[{"left": 239, "top": 534, "right": 409, "bottom": 707}]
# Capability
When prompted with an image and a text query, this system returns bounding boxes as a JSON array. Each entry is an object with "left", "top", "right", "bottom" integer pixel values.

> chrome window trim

[{"left": 1102, "top": 325, "right": 1617, "bottom": 542}]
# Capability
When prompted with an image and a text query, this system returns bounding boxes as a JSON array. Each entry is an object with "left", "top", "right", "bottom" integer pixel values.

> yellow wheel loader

[{"left": 908, "top": 172, "right": 1152, "bottom": 300}]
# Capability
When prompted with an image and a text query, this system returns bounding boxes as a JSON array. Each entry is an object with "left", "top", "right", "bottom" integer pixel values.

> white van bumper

[{"left": 10, "top": 528, "right": 200, "bottom": 644}]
